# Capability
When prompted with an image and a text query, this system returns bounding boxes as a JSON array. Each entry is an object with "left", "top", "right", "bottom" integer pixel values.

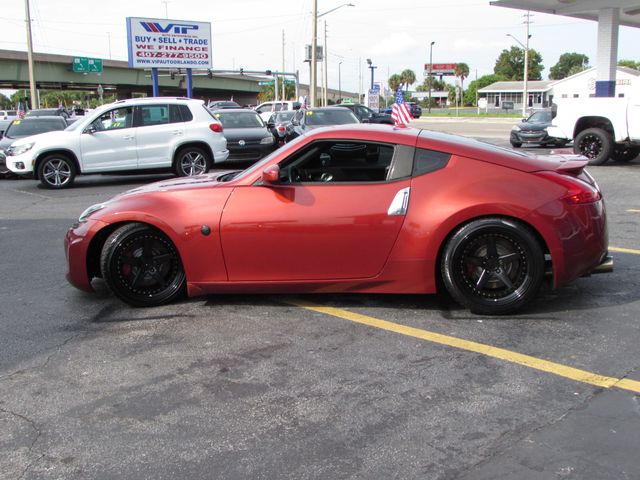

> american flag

[
  {"left": 16, "top": 100, "right": 26, "bottom": 119},
  {"left": 391, "top": 87, "right": 412, "bottom": 127}
]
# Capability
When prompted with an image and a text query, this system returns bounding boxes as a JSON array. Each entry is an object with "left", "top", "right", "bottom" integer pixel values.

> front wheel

[
  {"left": 100, "top": 223, "right": 186, "bottom": 307},
  {"left": 441, "top": 218, "right": 544, "bottom": 315},
  {"left": 574, "top": 128, "right": 613, "bottom": 166},
  {"left": 37, "top": 154, "right": 76, "bottom": 189},
  {"left": 174, "top": 147, "right": 211, "bottom": 177}
]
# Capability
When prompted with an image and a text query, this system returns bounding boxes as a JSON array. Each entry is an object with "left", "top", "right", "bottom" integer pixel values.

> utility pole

[
  {"left": 282, "top": 30, "right": 285, "bottom": 101},
  {"left": 523, "top": 11, "right": 531, "bottom": 116},
  {"left": 24, "top": 0, "right": 37, "bottom": 109},
  {"left": 310, "top": 0, "right": 318, "bottom": 107},
  {"left": 323, "top": 20, "right": 328, "bottom": 106},
  {"left": 428, "top": 41, "right": 435, "bottom": 114}
]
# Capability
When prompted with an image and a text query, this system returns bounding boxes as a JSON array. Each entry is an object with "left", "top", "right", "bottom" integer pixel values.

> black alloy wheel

[
  {"left": 610, "top": 145, "right": 640, "bottom": 162},
  {"left": 37, "top": 154, "right": 76, "bottom": 189},
  {"left": 175, "top": 147, "right": 211, "bottom": 177},
  {"left": 573, "top": 128, "right": 613, "bottom": 166},
  {"left": 100, "top": 223, "right": 186, "bottom": 307},
  {"left": 441, "top": 218, "right": 544, "bottom": 315}
]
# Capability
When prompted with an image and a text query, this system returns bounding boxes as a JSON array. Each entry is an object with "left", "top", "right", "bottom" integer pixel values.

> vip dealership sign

[{"left": 126, "top": 17, "right": 212, "bottom": 69}]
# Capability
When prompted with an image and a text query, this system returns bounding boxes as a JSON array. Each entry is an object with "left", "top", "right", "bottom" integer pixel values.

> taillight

[
  {"left": 209, "top": 123, "right": 223, "bottom": 133},
  {"left": 535, "top": 171, "right": 602, "bottom": 204},
  {"left": 277, "top": 125, "right": 285, "bottom": 132}
]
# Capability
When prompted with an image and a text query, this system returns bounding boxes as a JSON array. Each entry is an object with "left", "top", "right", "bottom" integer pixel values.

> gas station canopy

[{"left": 490, "top": 0, "right": 640, "bottom": 28}]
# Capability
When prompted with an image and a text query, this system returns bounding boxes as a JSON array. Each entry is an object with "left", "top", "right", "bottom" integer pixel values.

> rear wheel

[
  {"left": 610, "top": 145, "right": 640, "bottom": 162},
  {"left": 574, "top": 128, "right": 613, "bottom": 166},
  {"left": 174, "top": 147, "right": 210, "bottom": 177},
  {"left": 441, "top": 218, "right": 544, "bottom": 315},
  {"left": 37, "top": 154, "right": 76, "bottom": 189},
  {"left": 100, "top": 223, "right": 186, "bottom": 307}
]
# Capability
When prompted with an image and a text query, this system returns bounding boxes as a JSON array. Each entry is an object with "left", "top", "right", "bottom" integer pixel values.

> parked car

[
  {"left": 338, "top": 103, "right": 393, "bottom": 124},
  {"left": 510, "top": 110, "right": 567, "bottom": 148},
  {"left": 407, "top": 102, "right": 422, "bottom": 118},
  {"left": 208, "top": 100, "right": 241, "bottom": 110},
  {"left": 6, "top": 97, "right": 229, "bottom": 189},
  {"left": 0, "top": 110, "right": 17, "bottom": 120},
  {"left": 211, "top": 108, "right": 275, "bottom": 162},
  {"left": 255, "top": 101, "right": 301, "bottom": 122},
  {"left": 0, "top": 116, "right": 70, "bottom": 178},
  {"left": 266, "top": 110, "right": 296, "bottom": 146},
  {"left": 286, "top": 107, "right": 360, "bottom": 141},
  {"left": 26, "top": 108, "right": 70, "bottom": 119},
  {"left": 65, "top": 124, "right": 611, "bottom": 315}
]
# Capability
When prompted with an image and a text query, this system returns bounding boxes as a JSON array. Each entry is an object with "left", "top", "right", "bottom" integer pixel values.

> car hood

[
  {"left": 116, "top": 170, "right": 241, "bottom": 198},
  {"left": 517, "top": 122, "right": 549, "bottom": 131},
  {"left": 223, "top": 127, "right": 269, "bottom": 141},
  {"left": 9, "top": 129, "right": 73, "bottom": 146}
]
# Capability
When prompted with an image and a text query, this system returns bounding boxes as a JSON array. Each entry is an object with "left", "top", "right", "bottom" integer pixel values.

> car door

[
  {"left": 80, "top": 106, "right": 137, "bottom": 172},
  {"left": 135, "top": 103, "right": 184, "bottom": 169},
  {"left": 220, "top": 139, "right": 413, "bottom": 281}
]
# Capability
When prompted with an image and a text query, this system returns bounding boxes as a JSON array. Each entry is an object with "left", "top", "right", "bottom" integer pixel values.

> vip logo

[{"left": 141, "top": 22, "right": 199, "bottom": 34}]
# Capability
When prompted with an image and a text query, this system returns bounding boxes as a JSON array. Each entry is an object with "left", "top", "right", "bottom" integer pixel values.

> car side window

[
  {"left": 279, "top": 140, "right": 396, "bottom": 183},
  {"left": 92, "top": 106, "right": 134, "bottom": 131},
  {"left": 138, "top": 105, "right": 170, "bottom": 127},
  {"left": 256, "top": 103, "right": 272, "bottom": 114},
  {"left": 412, "top": 148, "right": 450, "bottom": 177}
]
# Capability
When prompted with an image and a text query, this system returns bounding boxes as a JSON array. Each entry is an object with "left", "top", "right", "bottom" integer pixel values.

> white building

[{"left": 478, "top": 66, "right": 639, "bottom": 112}]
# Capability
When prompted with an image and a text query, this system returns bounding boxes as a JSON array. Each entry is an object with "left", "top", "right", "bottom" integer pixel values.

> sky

[{"left": 2, "top": 0, "right": 640, "bottom": 95}]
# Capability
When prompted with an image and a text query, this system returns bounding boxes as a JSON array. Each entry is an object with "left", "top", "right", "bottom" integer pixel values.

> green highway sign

[
  {"left": 73, "top": 57, "right": 103, "bottom": 73},
  {"left": 258, "top": 81, "right": 274, "bottom": 86},
  {"left": 284, "top": 79, "right": 295, "bottom": 85}
]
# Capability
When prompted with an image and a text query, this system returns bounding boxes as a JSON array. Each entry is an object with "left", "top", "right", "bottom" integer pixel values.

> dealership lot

[{"left": 1, "top": 122, "right": 639, "bottom": 479}]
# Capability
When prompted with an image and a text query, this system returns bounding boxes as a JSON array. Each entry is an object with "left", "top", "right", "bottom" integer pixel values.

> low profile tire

[
  {"left": 510, "top": 141, "right": 522, "bottom": 148},
  {"left": 37, "top": 154, "right": 76, "bottom": 189},
  {"left": 441, "top": 218, "right": 545, "bottom": 315},
  {"left": 610, "top": 145, "right": 640, "bottom": 162},
  {"left": 100, "top": 223, "right": 186, "bottom": 307},
  {"left": 174, "top": 147, "right": 211, "bottom": 177},
  {"left": 574, "top": 128, "right": 613, "bottom": 166}
]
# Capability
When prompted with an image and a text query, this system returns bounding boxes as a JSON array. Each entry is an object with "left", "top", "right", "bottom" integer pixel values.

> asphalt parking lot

[{"left": 1, "top": 119, "right": 639, "bottom": 480}]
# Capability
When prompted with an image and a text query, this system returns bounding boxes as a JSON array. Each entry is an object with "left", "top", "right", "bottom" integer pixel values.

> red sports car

[{"left": 65, "top": 125, "right": 612, "bottom": 315}]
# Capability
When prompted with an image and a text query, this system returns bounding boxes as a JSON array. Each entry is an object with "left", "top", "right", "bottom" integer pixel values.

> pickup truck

[{"left": 547, "top": 95, "right": 640, "bottom": 165}]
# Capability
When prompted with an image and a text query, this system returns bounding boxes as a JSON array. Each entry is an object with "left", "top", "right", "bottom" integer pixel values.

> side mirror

[
  {"left": 361, "top": 118, "right": 370, "bottom": 123},
  {"left": 262, "top": 164, "right": 280, "bottom": 184},
  {"left": 84, "top": 125, "right": 97, "bottom": 134},
  {"left": 267, "top": 122, "right": 275, "bottom": 129},
  {"left": 291, "top": 118, "right": 300, "bottom": 126}
]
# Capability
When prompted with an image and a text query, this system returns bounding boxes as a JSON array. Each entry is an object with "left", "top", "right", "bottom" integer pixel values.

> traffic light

[
  {"left": 240, "top": 68, "right": 244, "bottom": 75},
  {"left": 207, "top": 69, "right": 212, "bottom": 79},
  {"left": 265, "top": 69, "right": 272, "bottom": 76}
]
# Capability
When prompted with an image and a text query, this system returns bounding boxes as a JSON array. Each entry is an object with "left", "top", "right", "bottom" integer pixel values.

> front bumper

[
  {"left": 65, "top": 219, "right": 106, "bottom": 292},
  {"left": 6, "top": 150, "right": 36, "bottom": 174}
]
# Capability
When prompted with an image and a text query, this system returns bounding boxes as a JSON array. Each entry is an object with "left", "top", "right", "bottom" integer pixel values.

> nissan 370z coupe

[{"left": 65, "top": 125, "right": 612, "bottom": 315}]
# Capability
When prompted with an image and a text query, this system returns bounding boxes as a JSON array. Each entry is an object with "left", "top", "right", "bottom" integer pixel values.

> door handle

[
  {"left": 387, "top": 187, "right": 410, "bottom": 216},
  {"left": 123, "top": 135, "right": 134, "bottom": 140},
  {"left": 171, "top": 130, "right": 183, "bottom": 135}
]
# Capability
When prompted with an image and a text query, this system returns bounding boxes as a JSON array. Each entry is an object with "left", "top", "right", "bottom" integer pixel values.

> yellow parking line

[
  {"left": 290, "top": 300, "right": 640, "bottom": 394},
  {"left": 610, "top": 246, "right": 640, "bottom": 255},
  {"left": 626, "top": 209, "right": 640, "bottom": 213}
]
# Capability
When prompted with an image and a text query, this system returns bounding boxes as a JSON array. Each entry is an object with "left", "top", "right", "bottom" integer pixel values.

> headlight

[
  {"left": 260, "top": 136, "right": 275, "bottom": 145},
  {"left": 511, "top": 125, "right": 521, "bottom": 132},
  {"left": 78, "top": 203, "right": 108, "bottom": 222},
  {"left": 7, "top": 142, "right": 35, "bottom": 156}
]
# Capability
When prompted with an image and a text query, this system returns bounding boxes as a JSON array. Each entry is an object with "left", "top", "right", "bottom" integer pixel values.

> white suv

[
  {"left": 254, "top": 101, "right": 301, "bottom": 122},
  {"left": 6, "top": 97, "right": 229, "bottom": 189}
]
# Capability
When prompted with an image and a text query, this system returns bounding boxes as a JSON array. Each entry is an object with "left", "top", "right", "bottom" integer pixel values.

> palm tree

[
  {"left": 400, "top": 69, "right": 416, "bottom": 91},
  {"left": 454, "top": 63, "right": 470, "bottom": 101},
  {"left": 388, "top": 74, "right": 402, "bottom": 93}
]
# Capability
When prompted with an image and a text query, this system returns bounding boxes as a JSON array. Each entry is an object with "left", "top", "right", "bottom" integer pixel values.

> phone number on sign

[{"left": 135, "top": 51, "right": 209, "bottom": 59}]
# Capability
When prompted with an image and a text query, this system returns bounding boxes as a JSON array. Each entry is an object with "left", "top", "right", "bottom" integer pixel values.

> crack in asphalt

[{"left": 0, "top": 406, "right": 43, "bottom": 480}]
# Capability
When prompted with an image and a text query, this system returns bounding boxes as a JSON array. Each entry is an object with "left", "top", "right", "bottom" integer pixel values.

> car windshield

[
  {"left": 4, "top": 118, "right": 66, "bottom": 138},
  {"left": 305, "top": 109, "right": 359, "bottom": 126},
  {"left": 527, "top": 111, "right": 552, "bottom": 123},
  {"left": 27, "top": 109, "right": 60, "bottom": 117},
  {"left": 274, "top": 111, "right": 295, "bottom": 122},
  {"left": 214, "top": 111, "right": 264, "bottom": 128}
]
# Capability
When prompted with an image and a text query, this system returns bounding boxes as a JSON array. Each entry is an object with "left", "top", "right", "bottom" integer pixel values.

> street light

[
  {"left": 428, "top": 41, "right": 435, "bottom": 114},
  {"left": 310, "top": 2, "right": 355, "bottom": 107},
  {"left": 507, "top": 33, "right": 531, "bottom": 116},
  {"left": 366, "top": 58, "right": 376, "bottom": 90}
]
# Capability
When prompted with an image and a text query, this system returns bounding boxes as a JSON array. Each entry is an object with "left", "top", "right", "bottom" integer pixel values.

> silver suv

[{"left": 6, "top": 97, "right": 229, "bottom": 189}]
